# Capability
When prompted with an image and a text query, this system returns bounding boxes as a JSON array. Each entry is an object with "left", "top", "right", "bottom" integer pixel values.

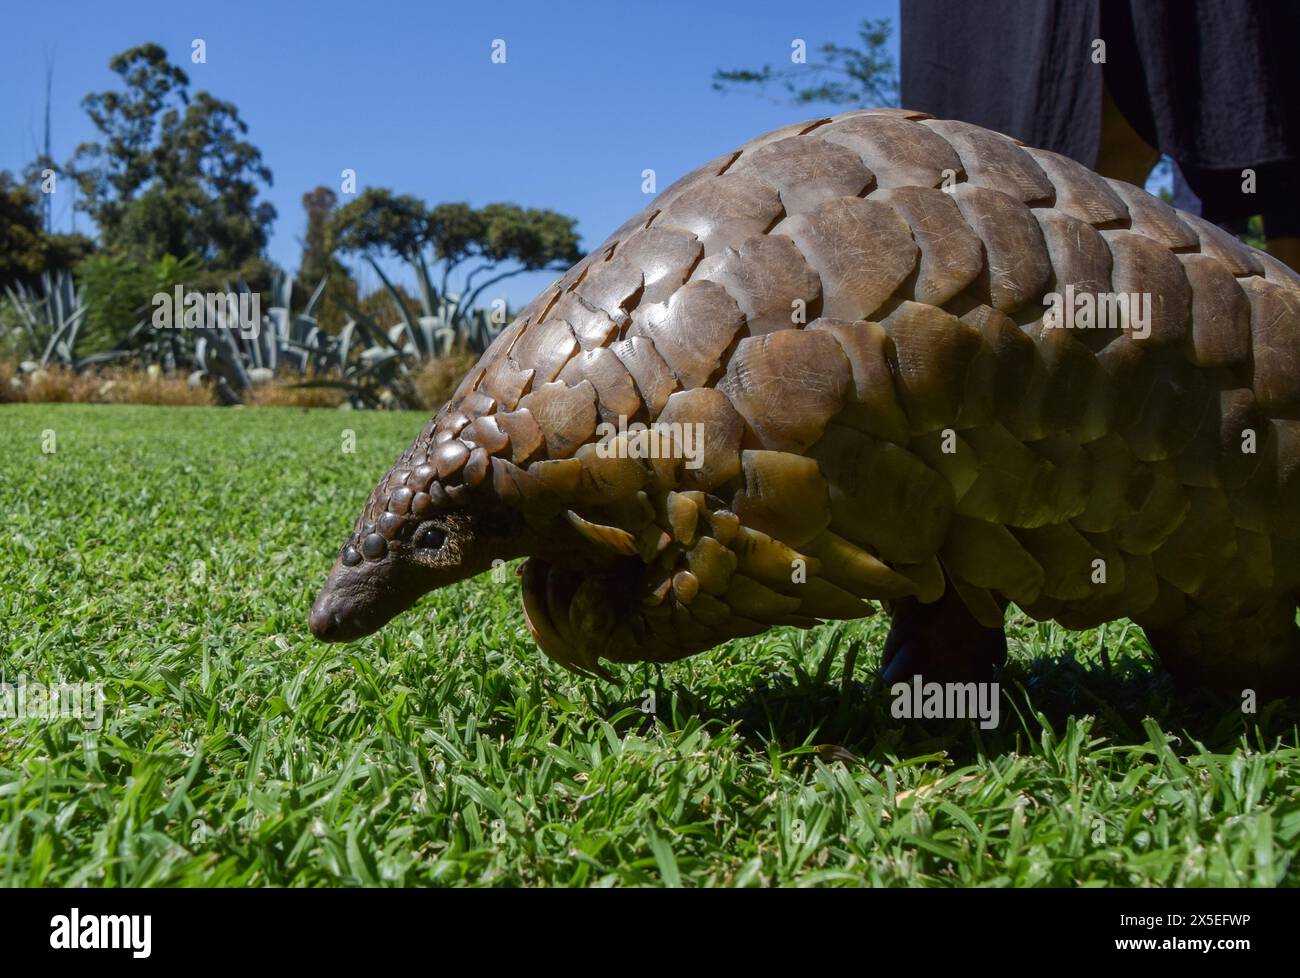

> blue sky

[{"left": 2, "top": 0, "right": 898, "bottom": 307}]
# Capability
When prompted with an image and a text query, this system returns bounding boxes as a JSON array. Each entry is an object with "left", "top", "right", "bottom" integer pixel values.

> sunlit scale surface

[{"left": 316, "top": 107, "right": 1300, "bottom": 693}]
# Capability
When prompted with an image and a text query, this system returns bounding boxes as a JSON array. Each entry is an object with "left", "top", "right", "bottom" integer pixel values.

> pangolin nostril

[{"left": 308, "top": 603, "right": 336, "bottom": 640}]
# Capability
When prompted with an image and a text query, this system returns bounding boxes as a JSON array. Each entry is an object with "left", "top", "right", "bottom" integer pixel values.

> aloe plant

[
  {"left": 1, "top": 260, "right": 508, "bottom": 409},
  {"left": 3, "top": 272, "right": 92, "bottom": 368}
]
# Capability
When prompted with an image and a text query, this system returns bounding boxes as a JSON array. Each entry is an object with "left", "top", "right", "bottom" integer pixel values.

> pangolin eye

[{"left": 413, "top": 524, "right": 447, "bottom": 551}]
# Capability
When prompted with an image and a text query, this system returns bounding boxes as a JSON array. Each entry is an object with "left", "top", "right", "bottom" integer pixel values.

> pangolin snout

[{"left": 309, "top": 556, "right": 426, "bottom": 643}]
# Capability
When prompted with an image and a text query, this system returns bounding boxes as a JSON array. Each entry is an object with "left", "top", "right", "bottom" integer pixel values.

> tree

[
  {"left": 328, "top": 190, "right": 582, "bottom": 328},
  {"left": 712, "top": 18, "right": 899, "bottom": 108},
  {"left": 295, "top": 185, "right": 355, "bottom": 333},
  {"left": 0, "top": 170, "right": 94, "bottom": 292},
  {"left": 65, "top": 44, "right": 275, "bottom": 270},
  {"left": 297, "top": 186, "right": 339, "bottom": 289}
]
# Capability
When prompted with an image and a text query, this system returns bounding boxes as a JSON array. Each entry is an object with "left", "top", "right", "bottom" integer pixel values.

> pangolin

[{"left": 310, "top": 108, "right": 1300, "bottom": 695}]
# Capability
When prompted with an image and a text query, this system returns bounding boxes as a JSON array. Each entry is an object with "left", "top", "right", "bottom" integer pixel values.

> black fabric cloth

[
  {"left": 900, "top": 0, "right": 1104, "bottom": 166},
  {"left": 900, "top": 0, "right": 1300, "bottom": 235}
]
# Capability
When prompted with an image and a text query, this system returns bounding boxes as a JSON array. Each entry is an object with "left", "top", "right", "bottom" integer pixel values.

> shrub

[{"left": 412, "top": 349, "right": 479, "bottom": 412}]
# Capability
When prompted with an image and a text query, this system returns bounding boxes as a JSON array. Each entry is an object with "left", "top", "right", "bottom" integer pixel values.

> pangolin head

[
  {"left": 310, "top": 402, "right": 516, "bottom": 643},
  {"left": 308, "top": 397, "right": 654, "bottom": 679}
]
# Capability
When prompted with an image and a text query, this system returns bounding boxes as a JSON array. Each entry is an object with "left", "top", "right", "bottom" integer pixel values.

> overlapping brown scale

[
  {"left": 494, "top": 408, "right": 545, "bottom": 465},
  {"left": 1033, "top": 208, "right": 1118, "bottom": 351},
  {"left": 1018, "top": 324, "right": 1112, "bottom": 442},
  {"left": 462, "top": 447, "right": 489, "bottom": 487},
  {"left": 717, "top": 329, "right": 852, "bottom": 453},
  {"left": 612, "top": 226, "right": 704, "bottom": 305},
  {"left": 1117, "top": 359, "right": 1215, "bottom": 462},
  {"left": 663, "top": 491, "right": 701, "bottom": 545},
  {"left": 508, "top": 318, "right": 578, "bottom": 383},
  {"left": 941, "top": 515, "right": 1044, "bottom": 605},
  {"left": 550, "top": 292, "right": 620, "bottom": 350},
  {"left": 1243, "top": 277, "right": 1300, "bottom": 414},
  {"left": 1181, "top": 213, "right": 1265, "bottom": 278},
  {"left": 731, "top": 449, "right": 830, "bottom": 548},
  {"left": 818, "top": 113, "right": 963, "bottom": 188},
  {"left": 1257, "top": 250, "right": 1300, "bottom": 289},
  {"left": 809, "top": 424, "right": 952, "bottom": 563},
  {"left": 1179, "top": 254, "right": 1252, "bottom": 368},
  {"left": 794, "top": 576, "right": 874, "bottom": 619},
  {"left": 959, "top": 305, "right": 1039, "bottom": 429},
  {"left": 947, "top": 184, "right": 1053, "bottom": 314},
  {"left": 573, "top": 254, "right": 644, "bottom": 321},
  {"left": 557, "top": 347, "right": 643, "bottom": 424},
  {"left": 728, "top": 135, "right": 875, "bottom": 215},
  {"left": 949, "top": 578, "right": 1007, "bottom": 629},
  {"left": 1103, "top": 231, "right": 1192, "bottom": 347},
  {"left": 806, "top": 318, "right": 911, "bottom": 444},
  {"left": 627, "top": 280, "right": 745, "bottom": 391},
  {"left": 565, "top": 509, "right": 638, "bottom": 556},
  {"left": 528, "top": 457, "right": 584, "bottom": 500},
  {"left": 444, "top": 369, "right": 482, "bottom": 416},
  {"left": 477, "top": 355, "right": 534, "bottom": 411},
  {"left": 649, "top": 151, "right": 743, "bottom": 213},
  {"left": 878, "top": 301, "right": 984, "bottom": 435},
  {"left": 1023, "top": 148, "right": 1129, "bottom": 225},
  {"left": 729, "top": 525, "right": 816, "bottom": 594},
  {"left": 951, "top": 423, "right": 1062, "bottom": 527},
  {"left": 724, "top": 573, "right": 802, "bottom": 620},
  {"left": 1114, "top": 460, "right": 1189, "bottom": 554},
  {"left": 778, "top": 196, "right": 919, "bottom": 321},
  {"left": 909, "top": 427, "right": 979, "bottom": 500},
  {"left": 1205, "top": 387, "right": 1269, "bottom": 490},
  {"left": 653, "top": 171, "right": 784, "bottom": 255},
  {"left": 647, "top": 387, "right": 744, "bottom": 493},
  {"left": 802, "top": 531, "right": 917, "bottom": 599},
  {"left": 516, "top": 380, "right": 598, "bottom": 459},
  {"left": 1149, "top": 487, "right": 1238, "bottom": 595},
  {"left": 922, "top": 119, "right": 1055, "bottom": 204},
  {"left": 461, "top": 415, "right": 510, "bottom": 456},
  {"left": 1026, "top": 435, "right": 1092, "bottom": 521},
  {"left": 1072, "top": 433, "right": 1138, "bottom": 532},
  {"left": 490, "top": 456, "right": 555, "bottom": 512},
  {"left": 870, "top": 187, "right": 984, "bottom": 306},
  {"left": 683, "top": 535, "right": 737, "bottom": 595},
  {"left": 1011, "top": 523, "right": 1103, "bottom": 600},
  {"left": 733, "top": 118, "right": 834, "bottom": 155},
  {"left": 1266, "top": 421, "right": 1300, "bottom": 537},
  {"left": 1104, "top": 180, "right": 1199, "bottom": 249},
  {"left": 610, "top": 336, "right": 677, "bottom": 418},
  {"left": 894, "top": 556, "right": 946, "bottom": 604},
  {"left": 434, "top": 439, "right": 470, "bottom": 481},
  {"left": 691, "top": 234, "right": 822, "bottom": 335}
]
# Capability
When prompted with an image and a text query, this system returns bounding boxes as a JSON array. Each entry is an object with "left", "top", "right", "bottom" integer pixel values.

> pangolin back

[{"left": 324, "top": 108, "right": 1300, "bottom": 692}]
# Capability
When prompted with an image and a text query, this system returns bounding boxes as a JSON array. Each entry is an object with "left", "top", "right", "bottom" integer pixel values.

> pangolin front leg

[{"left": 881, "top": 581, "right": 1008, "bottom": 686}]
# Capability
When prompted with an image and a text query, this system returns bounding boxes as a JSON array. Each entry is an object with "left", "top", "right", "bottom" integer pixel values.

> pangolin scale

[{"left": 310, "top": 108, "right": 1300, "bottom": 695}]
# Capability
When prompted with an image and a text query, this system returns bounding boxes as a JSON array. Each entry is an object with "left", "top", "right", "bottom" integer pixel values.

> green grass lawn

[{"left": 1, "top": 403, "right": 1298, "bottom": 886}]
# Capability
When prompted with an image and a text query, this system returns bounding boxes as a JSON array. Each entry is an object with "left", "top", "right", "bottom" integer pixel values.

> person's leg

[
  {"left": 1265, "top": 237, "right": 1300, "bottom": 272},
  {"left": 881, "top": 585, "right": 1008, "bottom": 686},
  {"left": 1094, "top": 85, "right": 1160, "bottom": 187}
]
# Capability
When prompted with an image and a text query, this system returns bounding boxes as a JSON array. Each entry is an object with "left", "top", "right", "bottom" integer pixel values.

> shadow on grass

[{"left": 610, "top": 641, "right": 1300, "bottom": 764}]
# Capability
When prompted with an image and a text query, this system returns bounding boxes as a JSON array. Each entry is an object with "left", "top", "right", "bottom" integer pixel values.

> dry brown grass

[
  {"left": 243, "top": 377, "right": 346, "bottom": 409},
  {"left": 1, "top": 363, "right": 216, "bottom": 406},
  {"left": 22, "top": 366, "right": 103, "bottom": 403},
  {"left": 100, "top": 369, "right": 215, "bottom": 406},
  {"left": 413, "top": 351, "right": 480, "bottom": 412},
  {"left": 0, "top": 360, "right": 21, "bottom": 404}
]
